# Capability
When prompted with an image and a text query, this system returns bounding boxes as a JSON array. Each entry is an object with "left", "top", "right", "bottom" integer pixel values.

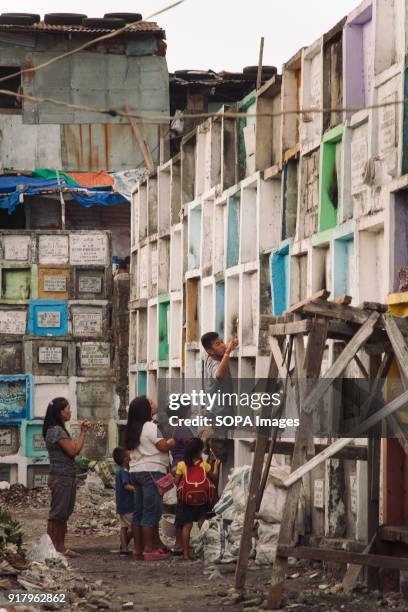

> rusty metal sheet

[{"left": 61, "top": 123, "right": 158, "bottom": 171}]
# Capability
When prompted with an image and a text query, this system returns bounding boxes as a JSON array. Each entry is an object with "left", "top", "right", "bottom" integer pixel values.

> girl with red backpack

[{"left": 174, "top": 438, "right": 220, "bottom": 560}]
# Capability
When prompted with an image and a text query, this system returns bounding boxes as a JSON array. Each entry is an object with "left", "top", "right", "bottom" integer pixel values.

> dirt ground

[{"left": 11, "top": 503, "right": 408, "bottom": 612}]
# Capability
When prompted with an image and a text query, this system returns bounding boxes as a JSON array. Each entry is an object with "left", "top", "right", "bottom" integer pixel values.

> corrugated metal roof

[{"left": 0, "top": 20, "right": 163, "bottom": 35}]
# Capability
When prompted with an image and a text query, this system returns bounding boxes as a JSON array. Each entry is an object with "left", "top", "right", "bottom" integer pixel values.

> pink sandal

[
  {"left": 64, "top": 550, "right": 81, "bottom": 559},
  {"left": 132, "top": 552, "right": 144, "bottom": 561},
  {"left": 143, "top": 549, "right": 169, "bottom": 561}
]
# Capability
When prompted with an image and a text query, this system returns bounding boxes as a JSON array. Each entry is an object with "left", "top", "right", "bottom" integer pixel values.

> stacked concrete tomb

[{"left": 0, "top": 230, "right": 117, "bottom": 486}]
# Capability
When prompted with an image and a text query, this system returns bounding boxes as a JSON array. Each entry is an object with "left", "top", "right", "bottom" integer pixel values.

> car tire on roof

[
  {"left": 44, "top": 13, "right": 87, "bottom": 26},
  {"left": 82, "top": 17, "right": 126, "bottom": 29},
  {"left": 0, "top": 13, "right": 40, "bottom": 25},
  {"left": 104, "top": 13, "right": 142, "bottom": 22},
  {"left": 243, "top": 65, "right": 277, "bottom": 78}
]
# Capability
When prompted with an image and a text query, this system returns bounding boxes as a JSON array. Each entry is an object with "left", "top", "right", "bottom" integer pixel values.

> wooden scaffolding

[{"left": 234, "top": 291, "right": 408, "bottom": 608}]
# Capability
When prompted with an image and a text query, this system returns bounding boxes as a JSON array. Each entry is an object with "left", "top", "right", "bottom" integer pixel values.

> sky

[{"left": 9, "top": 0, "right": 360, "bottom": 72}]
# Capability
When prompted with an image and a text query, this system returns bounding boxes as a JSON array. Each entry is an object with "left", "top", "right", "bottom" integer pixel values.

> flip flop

[
  {"left": 120, "top": 550, "right": 132, "bottom": 556},
  {"left": 143, "top": 550, "right": 169, "bottom": 561},
  {"left": 64, "top": 550, "right": 81, "bottom": 559},
  {"left": 132, "top": 553, "right": 144, "bottom": 561}
]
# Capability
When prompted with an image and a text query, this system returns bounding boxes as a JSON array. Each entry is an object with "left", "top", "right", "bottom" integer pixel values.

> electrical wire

[
  {"left": 0, "top": 0, "right": 402, "bottom": 125},
  {"left": 0, "top": 86, "right": 406, "bottom": 125}
]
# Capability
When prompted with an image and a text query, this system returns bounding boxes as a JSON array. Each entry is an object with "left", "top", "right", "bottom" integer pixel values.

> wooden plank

[
  {"left": 256, "top": 36, "right": 265, "bottom": 90},
  {"left": 286, "top": 290, "right": 330, "bottom": 314},
  {"left": 269, "top": 319, "right": 312, "bottom": 336},
  {"left": 267, "top": 320, "right": 328, "bottom": 609},
  {"left": 333, "top": 295, "right": 352, "bottom": 305},
  {"left": 283, "top": 388, "right": 408, "bottom": 488},
  {"left": 305, "top": 301, "right": 408, "bottom": 337},
  {"left": 360, "top": 352, "right": 394, "bottom": 420},
  {"left": 380, "top": 525, "right": 408, "bottom": 545},
  {"left": 255, "top": 338, "right": 293, "bottom": 513},
  {"left": 342, "top": 535, "right": 376, "bottom": 594},
  {"left": 360, "top": 302, "right": 388, "bottom": 313},
  {"left": 235, "top": 352, "right": 279, "bottom": 590},
  {"left": 382, "top": 314, "right": 408, "bottom": 384},
  {"left": 367, "top": 355, "right": 381, "bottom": 589},
  {"left": 303, "top": 299, "right": 374, "bottom": 324},
  {"left": 123, "top": 104, "right": 155, "bottom": 175},
  {"left": 380, "top": 314, "right": 408, "bottom": 458},
  {"left": 271, "top": 440, "right": 368, "bottom": 460},
  {"left": 234, "top": 433, "right": 269, "bottom": 589},
  {"left": 302, "top": 312, "right": 379, "bottom": 414},
  {"left": 277, "top": 546, "right": 408, "bottom": 570},
  {"left": 354, "top": 354, "right": 369, "bottom": 379},
  {"left": 387, "top": 414, "right": 408, "bottom": 457},
  {"left": 269, "top": 337, "right": 288, "bottom": 379}
]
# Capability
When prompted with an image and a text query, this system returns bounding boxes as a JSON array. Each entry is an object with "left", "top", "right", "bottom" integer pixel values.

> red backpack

[{"left": 177, "top": 462, "right": 215, "bottom": 506}]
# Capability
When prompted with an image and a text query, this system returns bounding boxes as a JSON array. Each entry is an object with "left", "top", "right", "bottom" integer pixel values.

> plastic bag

[
  {"left": 163, "top": 485, "right": 177, "bottom": 506},
  {"left": 255, "top": 522, "right": 280, "bottom": 565},
  {"left": 94, "top": 460, "right": 115, "bottom": 489},
  {"left": 200, "top": 518, "right": 227, "bottom": 564},
  {"left": 27, "top": 535, "right": 67, "bottom": 566},
  {"left": 214, "top": 466, "right": 251, "bottom": 518}
]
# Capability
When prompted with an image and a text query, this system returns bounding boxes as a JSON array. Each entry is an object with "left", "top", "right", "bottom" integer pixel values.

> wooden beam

[
  {"left": 304, "top": 300, "right": 408, "bottom": 337},
  {"left": 302, "top": 312, "right": 380, "bottom": 414},
  {"left": 286, "top": 290, "right": 330, "bottom": 314},
  {"left": 277, "top": 546, "right": 408, "bottom": 570},
  {"left": 333, "top": 295, "right": 353, "bottom": 305},
  {"left": 269, "top": 319, "right": 313, "bottom": 336},
  {"left": 235, "top": 352, "right": 279, "bottom": 590},
  {"left": 360, "top": 302, "right": 388, "bottom": 313},
  {"left": 354, "top": 354, "right": 369, "bottom": 379},
  {"left": 271, "top": 440, "right": 368, "bottom": 461},
  {"left": 234, "top": 433, "right": 269, "bottom": 589},
  {"left": 302, "top": 299, "right": 374, "bottom": 324},
  {"left": 267, "top": 320, "right": 328, "bottom": 609},
  {"left": 123, "top": 104, "right": 155, "bottom": 174},
  {"left": 283, "top": 387, "right": 408, "bottom": 488},
  {"left": 382, "top": 314, "right": 408, "bottom": 384},
  {"left": 256, "top": 37, "right": 265, "bottom": 90},
  {"left": 380, "top": 314, "right": 408, "bottom": 458},
  {"left": 269, "top": 336, "right": 288, "bottom": 379}
]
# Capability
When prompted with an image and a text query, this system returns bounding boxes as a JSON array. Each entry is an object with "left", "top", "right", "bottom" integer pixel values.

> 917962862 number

[{"left": 7, "top": 593, "right": 67, "bottom": 604}]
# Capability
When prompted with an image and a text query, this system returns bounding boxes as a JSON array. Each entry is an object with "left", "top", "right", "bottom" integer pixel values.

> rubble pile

[
  {"left": 70, "top": 475, "right": 118, "bottom": 537},
  {"left": 0, "top": 484, "right": 49, "bottom": 510},
  {"left": 0, "top": 473, "right": 119, "bottom": 539},
  {"left": 0, "top": 547, "right": 124, "bottom": 610}
]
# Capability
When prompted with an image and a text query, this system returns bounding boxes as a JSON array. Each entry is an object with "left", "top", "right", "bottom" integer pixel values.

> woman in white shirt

[{"left": 125, "top": 396, "right": 175, "bottom": 561}]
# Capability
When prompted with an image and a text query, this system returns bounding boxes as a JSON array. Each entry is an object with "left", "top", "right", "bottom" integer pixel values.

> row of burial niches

[
  {"left": 0, "top": 230, "right": 116, "bottom": 486},
  {"left": 0, "top": 374, "right": 117, "bottom": 486}
]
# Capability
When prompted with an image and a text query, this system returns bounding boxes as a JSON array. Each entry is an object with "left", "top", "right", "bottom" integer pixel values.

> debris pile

[
  {"left": 192, "top": 461, "right": 304, "bottom": 566},
  {"left": 0, "top": 471, "right": 119, "bottom": 539},
  {"left": 0, "top": 483, "right": 49, "bottom": 510}
]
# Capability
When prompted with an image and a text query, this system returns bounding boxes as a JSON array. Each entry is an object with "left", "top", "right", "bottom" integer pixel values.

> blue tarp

[{"left": 0, "top": 176, "right": 126, "bottom": 214}]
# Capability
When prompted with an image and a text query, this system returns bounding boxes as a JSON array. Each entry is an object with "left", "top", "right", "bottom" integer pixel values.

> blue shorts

[{"left": 130, "top": 471, "right": 163, "bottom": 528}]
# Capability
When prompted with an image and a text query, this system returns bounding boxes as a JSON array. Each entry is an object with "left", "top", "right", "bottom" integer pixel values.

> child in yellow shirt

[{"left": 174, "top": 438, "right": 220, "bottom": 560}]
